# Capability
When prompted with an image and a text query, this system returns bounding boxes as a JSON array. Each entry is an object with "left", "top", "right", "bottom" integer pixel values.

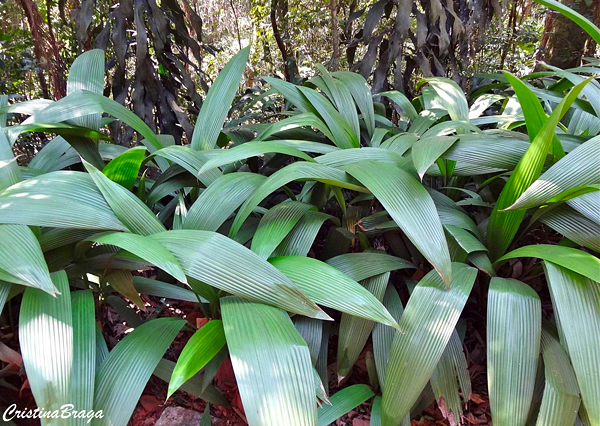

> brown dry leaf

[
  {"left": 0, "top": 342, "right": 22, "bottom": 366},
  {"left": 353, "top": 419, "right": 369, "bottom": 426},
  {"left": 139, "top": 395, "right": 161, "bottom": 413}
]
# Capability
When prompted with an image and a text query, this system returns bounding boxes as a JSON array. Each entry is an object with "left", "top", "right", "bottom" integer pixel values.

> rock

[{"left": 155, "top": 406, "right": 204, "bottom": 426}]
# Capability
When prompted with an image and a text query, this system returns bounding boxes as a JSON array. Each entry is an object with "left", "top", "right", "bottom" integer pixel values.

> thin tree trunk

[
  {"left": 330, "top": 0, "right": 340, "bottom": 71},
  {"left": 271, "top": 0, "right": 290, "bottom": 81}
]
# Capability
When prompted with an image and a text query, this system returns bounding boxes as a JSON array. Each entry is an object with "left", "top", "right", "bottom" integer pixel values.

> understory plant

[{"left": 0, "top": 2, "right": 598, "bottom": 426}]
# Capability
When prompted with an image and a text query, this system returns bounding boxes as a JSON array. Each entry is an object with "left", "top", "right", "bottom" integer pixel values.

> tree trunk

[
  {"left": 330, "top": 0, "right": 340, "bottom": 71},
  {"left": 539, "top": 0, "right": 600, "bottom": 69}
]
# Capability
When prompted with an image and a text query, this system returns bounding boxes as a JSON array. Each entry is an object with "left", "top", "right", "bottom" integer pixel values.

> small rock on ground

[{"left": 155, "top": 406, "right": 204, "bottom": 426}]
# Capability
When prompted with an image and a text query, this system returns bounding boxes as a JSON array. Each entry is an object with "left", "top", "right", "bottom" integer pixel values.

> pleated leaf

[
  {"left": 93, "top": 318, "right": 185, "bottom": 426},
  {"left": 411, "top": 136, "right": 458, "bottom": 179},
  {"left": 487, "top": 277, "right": 541, "bottom": 426},
  {"left": 378, "top": 91, "right": 419, "bottom": 121},
  {"left": 269, "top": 256, "right": 399, "bottom": 329},
  {"left": 251, "top": 201, "right": 316, "bottom": 258},
  {"left": 373, "top": 285, "right": 405, "bottom": 387},
  {"left": 272, "top": 211, "right": 338, "bottom": 257},
  {"left": 294, "top": 316, "right": 323, "bottom": 365},
  {"left": 0, "top": 171, "right": 127, "bottom": 230},
  {"left": 132, "top": 276, "right": 205, "bottom": 303},
  {"left": 544, "top": 262, "right": 599, "bottom": 425},
  {"left": 486, "top": 78, "right": 591, "bottom": 260},
  {"left": 342, "top": 161, "right": 452, "bottom": 287},
  {"left": 71, "top": 290, "right": 96, "bottom": 425},
  {"left": 508, "top": 136, "right": 600, "bottom": 210},
  {"left": 535, "top": 326, "right": 581, "bottom": 426},
  {"left": 333, "top": 71, "right": 376, "bottom": 136},
  {"left": 150, "top": 230, "right": 328, "bottom": 319},
  {"left": 184, "top": 172, "right": 266, "bottom": 231},
  {"left": 67, "top": 49, "right": 105, "bottom": 130},
  {"left": 147, "top": 145, "right": 222, "bottom": 186},
  {"left": 0, "top": 224, "right": 56, "bottom": 295},
  {"left": 424, "top": 78, "right": 469, "bottom": 121},
  {"left": 381, "top": 263, "right": 477, "bottom": 426},
  {"left": 190, "top": 47, "right": 249, "bottom": 150},
  {"left": 83, "top": 160, "right": 166, "bottom": 235},
  {"left": 337, "top": 273, "right": 390, "bottom": 378},
  {"left": 221, "top": 296, "right": 317, "bottom": 426},
  {"left": 168, "top": 320, "right": 227, "bottom": 398},
  {"left": 87, "top": 231, "right": 187, "bottom": 283},
  {"left": 326, "top": 252, "right": 414, "bottom": 282},
  {"left": 229, "top": 162, "right": 368, "bottom": 238},
  {"left": 317, "top": 384, "right": 374, "bottom": 426},
  {"left": 297, "top": 86, "right": 359, "bottom": 149},
  {"left": 102, "top": 147, "right": 146, "bottom": 191},
  {"left": 317, "top": 64, "right": 360, "bottom": 141},
  {"left": 497, "top": 244, "right": 600, "bottom": 282},
  {"left": 200, "top": 141, "right": 314, "bottom": 173},
  {"left": 19, "top": 271, "right": 72, "bottom": 421}
]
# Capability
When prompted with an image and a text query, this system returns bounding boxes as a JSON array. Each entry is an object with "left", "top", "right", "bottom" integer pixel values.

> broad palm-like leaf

[{"left": 221, "top": 296, "right": 317, "bottom": 426}]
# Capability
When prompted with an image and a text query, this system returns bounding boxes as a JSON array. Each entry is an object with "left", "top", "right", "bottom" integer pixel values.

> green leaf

[
  {"left": 19, "top": 271, "right": 72, "bottom": 419},
  {"left": 444, "top": 225, "right": 487, "bottom": 254},
  {"left": 83, "top": 160, "right": 166, "bottom": 235},
  {"left": 200, "top": 141, "right": 315, "bottom": 173},
  {"left": 67, "top": 49, "right": 105, "bottom": 130},
  {"left": 93, "top": 318, "right": 185, "bottom": 426},
  {"left": 337, "top": 273, "right": 390, "bottom": 378},
  {"left": 221, "top": 296, "right": 317, "bottom": 426},
  {"left": 150, "top": 230, "right": 328, "bottom": 319},
  {"left": 373, "top": 285, "right": 405, "bottom": 387},
  {"left": 535, "top": 326, "right": 581, "bottom": 426},
  {"left": 294, "top": 316, "right": 323, "bottom": 365},
  {"left": 257, "top": 114, "right": 336, "bottom": 143},
  {"left": 317, "top": 64, "right": 360, "bottom": 141},
  {"left": 272, "top": 211, "right": 338, "bottom": 257},
  {"left": 71, "top": 291, "right": 96, "bottom": 426},
  {"left": 543, "top": 262, "right": 599, "bottom": 424},
  {"left": 0, "top": 225, "right": 56, "bottom": 295},
  {"left": 317, "top": 384, "right": 374, "bottom": 426},
  {"left": 342, "top": 161, "right": 452, "bottom": 287},
  {"left": 251, "top": 201, "right": 315, "bottom": 258},
  {"left": 147, "top": 145, "right": 222, "bottom": 186},
  {"left": 486, "top": 78, "right": 592, "bottom": 260},
  {"left": 87, "top": 231, "right": 187, "bottom": 283},
  {"left": 191, "top": 47, "right": 250, "bottom": 150},
  {"left": 132, "top": 276, "right": 206, "bottom": 303},
  {"left": 103, "top": 269, "right": 145, "bottom": 310},
  {"left": 184, "top": 172, "right": 267, "bottom": 231},
  {"left": 424, "top": 78, "right": 469, "bottom": 121},
  {"left": 411, "top": 136, "right": 458, "bottom": 179},
  {"left": 378, "top": 91, "right": 419, "bottom": 121},
  {"left": 269, "top": 256, "right": 399, "bottom": 329},
  {"left": 507, "top": 136, "right": 600, "bottom": 210},
  {"left": 487, "top": 277, "right": 541, "bottom": 426},
  {"left": 229, "top": 162, "right": 368, "bottom": 238},
  {"left": 297, "top": 86, "right": 360, "bottom": 149},
  {"left": 496, "top": 244, "right": 600, "bottom": 282},
  {"left": 333, "top": 71, "right": 376, "bottom": 137},
  {"left": 532, "top": 0, "right": 600, "bottom": 44},
  {"left": 168, "top": 320, "right": 226, "bottom": 398},
  {"left": 315, "top": 147, "right": 411, "bottom": 169},
  {"left": 326, "top": 252, "right": 414, "bottom": 282},
  {"left": 102, "top": 147, "right": 146, "bottom": 191},
  {"left": 0, "top": 172, "right": 127, "bottom": 230},
  {"left": 153, "top": 358, "right": 229, "bottom": 407},
  {"left": 381, "top": 263, "right": 477, "bottom": 426},
  {"left": 28, "top": 90, "right": 165, "bottom": 158},
  {"left": 540, "top": 204, "right": 600, "bottom": 252},
  {"left": 502, "top": 72, "right": 564, "bottom": 157}
]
